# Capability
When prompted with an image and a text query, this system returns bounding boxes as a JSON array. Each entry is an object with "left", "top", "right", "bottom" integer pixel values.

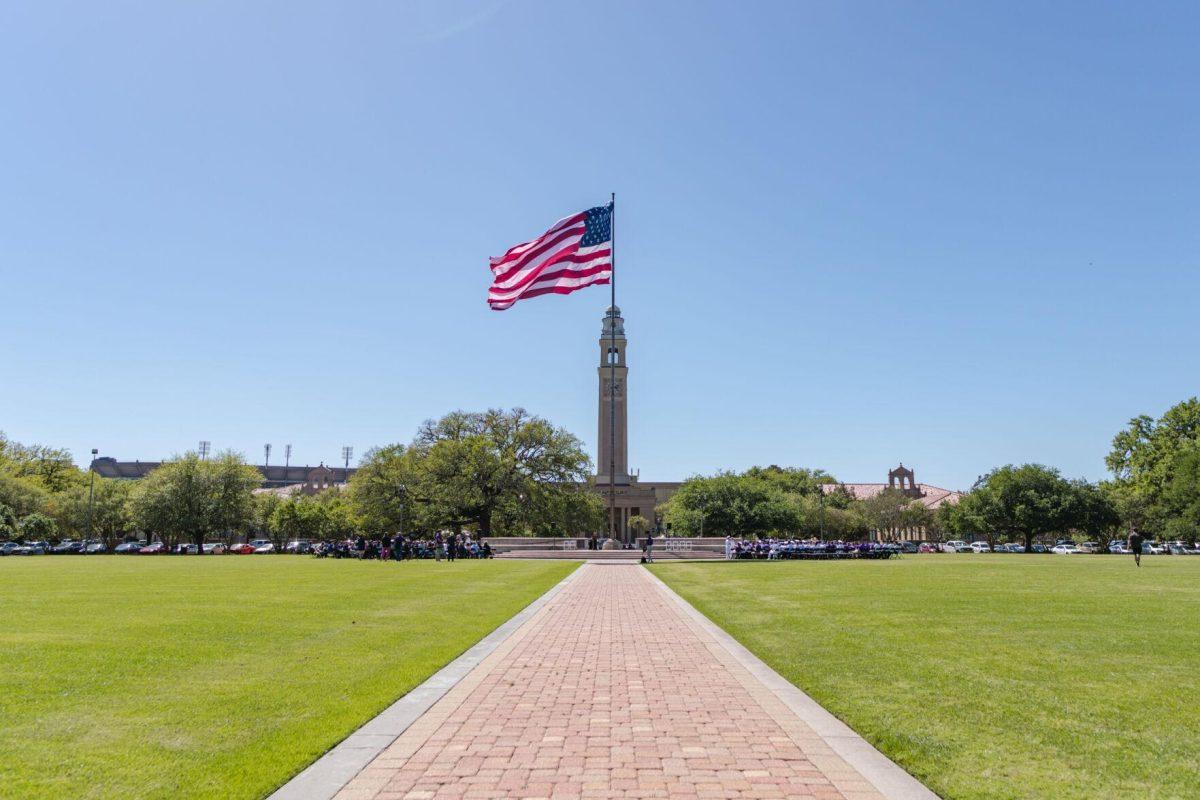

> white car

[
  {"left": 1051, "top": 544, "right": 1079, "bottom": 554},
  {"left": 202, "top": 543, "right": 227, "bottom": 555},
  {"left": 943, "top": 540, "right": 968, "bottom": 553},
  {"left": 251, "top": 540, "right": 275, "bottom": 554},
  {"left": 970, "top": 541, "right": 991, "bottom": 553}
]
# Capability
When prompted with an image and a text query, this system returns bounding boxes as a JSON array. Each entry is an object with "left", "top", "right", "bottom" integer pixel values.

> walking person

[
  {"left": 645, "top": 530, "right": 655, "bottom": 564},
  {"left": 724, "top": 535, "right": 733, "bottom": 560},
  {"left": 1128, "top": 526, "right": 1144, "bottom": 568},
  {"left": 434, "top": 532, "right": 444, "bottom": 562}
]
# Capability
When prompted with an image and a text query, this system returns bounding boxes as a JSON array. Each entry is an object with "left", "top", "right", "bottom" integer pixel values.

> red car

[
  {"left": 228, "top": 543, "right": 256, "bottom": 555},
  {"left": 138, "top": 542, "right": 166, "bottom": 554}
]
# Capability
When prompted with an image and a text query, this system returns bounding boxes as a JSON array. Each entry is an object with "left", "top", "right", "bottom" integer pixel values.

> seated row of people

[
  {"left": 313, "top": 533, "right": 493, "bottom": 561},
  {"left": 724, "top": 536, "right": 897, "bottom": 560}
]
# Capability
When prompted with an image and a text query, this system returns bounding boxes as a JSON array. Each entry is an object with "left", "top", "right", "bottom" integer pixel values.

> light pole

[
  {"left": 86, "top": 448, "right": 98, "bottom": 542},
  {"left": 342, "top": 445, "right": 353, "bottom": 470},
  {"left": 264, "top": 443, "right": 272, "bottom": 468},
  {"left": 199, "top": 441, "right": 210, "bottom": 461},
  {"left": 284, "top": 444, "right": 292, "bottom": 470}
]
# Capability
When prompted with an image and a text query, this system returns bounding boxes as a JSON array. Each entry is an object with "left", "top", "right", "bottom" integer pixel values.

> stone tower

[{"left": 596, "top": 305, "right": 629, "bottom": 485}]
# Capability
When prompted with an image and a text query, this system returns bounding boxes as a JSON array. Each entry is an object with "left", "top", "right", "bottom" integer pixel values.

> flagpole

[{"left": 608, "top": 192, "right": 617, "bottom": 544}]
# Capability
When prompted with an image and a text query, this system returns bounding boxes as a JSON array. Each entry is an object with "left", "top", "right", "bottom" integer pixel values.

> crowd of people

[
  {"left": 313, "top": 532, "right": 493, "bottom": 561},
  {"left": 724, "top": 536, "right": 898, "bottom": 560}
]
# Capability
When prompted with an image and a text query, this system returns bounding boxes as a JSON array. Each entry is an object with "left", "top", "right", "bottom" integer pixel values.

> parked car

[
  {"left": 175, "top": 543, "right": 199, "bottom": 555},
  {"left": 253, "top": 542, "right": 275, "bottom": 554},
  {"left": 1078, "top": 542, "right": 1099, "bottom": 554},
  {"left": 228, "top": 542, "right": 257, "bottom": 554},
  {"left": 0, "top": 541, "right": 22, "bottom": 556},
  {"left": 51, "top": 540, "right": 84, "bottom": 554},
  {"left": 83, "top": 541, "right": 107, "bottom": 554},
  {"left": 1031, "top": 543, "right": 1049, "bottom": 553},
  {"left": 285, "top": 540, "right": 313, "bottom": 554},
  {"left": 138, "top": 542, "right": 166, "bottom": 554},
  {"left": 898, "top": 541, "right": 919, "bottom": 554},
  {"left": 942, "top": 540, "right": 967, "bottom": 553},
  {"left": 114, "top": 541, "right": 145, "bottom": 554},
  {"left": 1144, "top": 542, "right": 1164, "bottom": 555},
  {"left": 17, "top": 541, "right": 50, "bottom": 555},
  {"left": 202, "top": 543, "right": 227, "bottom": 555},
  {"left": 996, "top": 543, "right": 1021, "bottom": 553},
  {"left": 918, "top": 543, "right": 938, "bottom": 553},
  {"left": 1051, "top": 544, "right": 1079, "bottom": 554},
  {"left": 970, "top": 541, "right": 991, "bottom": 553},
  {"left": 1109, "top": 541, "right": 1130, "bottom": 554}
]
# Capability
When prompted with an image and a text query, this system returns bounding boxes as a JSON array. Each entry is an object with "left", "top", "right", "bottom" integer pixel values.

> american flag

[{"left": 487, "top": 204, "right": 612, "bottom": 310}]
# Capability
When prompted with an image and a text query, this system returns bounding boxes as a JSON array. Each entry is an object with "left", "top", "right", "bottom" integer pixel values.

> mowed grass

[
  {"left": 0, "top": 557, "right": 575, "bottom": 800},
  {"left": 650, "top": 555, "right": 1200, "bottom": 800}
]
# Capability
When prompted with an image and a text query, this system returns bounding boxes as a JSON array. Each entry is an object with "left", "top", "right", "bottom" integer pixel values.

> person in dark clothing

[
  {"left": 446, "top": 534, "right": 456, "bottom": 562},
  {"left": 1128, "top": 527, "right": 1144, "bottom": 567}
]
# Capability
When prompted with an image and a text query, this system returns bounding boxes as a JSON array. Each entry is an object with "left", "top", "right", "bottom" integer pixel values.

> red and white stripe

[{"left": 487, "top": 211, "right": 611, "bottom": 310}]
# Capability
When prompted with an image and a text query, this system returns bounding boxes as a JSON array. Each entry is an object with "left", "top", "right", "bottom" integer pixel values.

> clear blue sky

[{"left": 2, "top": 1, "right": 1197, "bottom": 490}]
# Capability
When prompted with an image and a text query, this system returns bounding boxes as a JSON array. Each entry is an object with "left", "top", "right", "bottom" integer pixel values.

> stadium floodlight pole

[
  {"left": 86, "top": 448, "right": 98, "bottom": 541},
  {"left": 608, "top": 192, "right": 616, "bottom": 544},
  {"left": 342, "top": 445, "right": 353, "bottom": 470},
  {"left": 264, "top": 443, "right": 272, "bottom": 468},
  {"left": 199, "top": 440, "right": 210, "bottom": 461},
  {"left": 284, "top": 444, "right": 292, "bottom": 469}
]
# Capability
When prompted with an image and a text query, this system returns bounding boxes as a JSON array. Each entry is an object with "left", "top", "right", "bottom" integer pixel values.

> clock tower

[{"left": 597, "top": 305, "right": 629, "bottom": 487}]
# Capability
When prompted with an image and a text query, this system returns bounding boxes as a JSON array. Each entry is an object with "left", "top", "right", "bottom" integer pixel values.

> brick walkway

[{"left": 334, "top": 564, "right": 889, "bottom": 800}]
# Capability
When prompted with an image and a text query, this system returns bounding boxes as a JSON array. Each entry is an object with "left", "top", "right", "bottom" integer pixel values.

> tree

[
  {"left": 0, "top": 432, "right": 84, "bottom": 493},
  {"left": 859, "top": 490, "right": 913, "bottom": 541},
  {"left": 962, "top": 464, "right": 1077, "bottom": 552},
  {"left": 1070, "top": 480, "right": 1120, "bottom": 549},
  {"left": 662, "top": 473, "right": 798, "bottom": 538},
  {"left": 349, "top": 444, "right": 434, "bottom": 535},
  {"left": 270, "top": 495, "right": 327, "bottom": 545},
  {"left": 0, "top": 502, "right": 19, "bottom": 540},
  {"left": 59, "top": 478, "right": 134, "bottom": 549},
  {"left": 253, "top": 491, "right": 286, "bottom": 550},
  {"left": 497, "top": 486, "right": 605, "bottom": 537},
  {"left": 352, "top": 409, "right": 595, "bottom": 537},
  {"left": 270, "top": 490, "right": 361, "bottom": 545},
  {"left": 1162, "top": 447, "right": 1200, "bottom": 544},
  {"left": 131, "top": 452, "right": 262, "bottom": 552},
  {"left": 0, "top": 471, "right": 49, "bottom": 518},
  {"left": 1106, "top": 398, "right": 1200, "bottom": 534},
  {"left": 19, "top": 512, "right": 57, "bottom": 542},
  {"left": 741, "top": 465, "right": 836, "bottom": 498},
  {"left": 417, "top": 408, "right": 594, "bottom": 536}
]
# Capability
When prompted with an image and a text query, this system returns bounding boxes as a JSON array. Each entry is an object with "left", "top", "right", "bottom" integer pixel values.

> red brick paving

[{"left": 335, "top": 564, "right": 884, "bottom": 799}]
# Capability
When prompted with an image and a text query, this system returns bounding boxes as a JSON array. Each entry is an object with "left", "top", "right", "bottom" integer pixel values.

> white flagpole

[{"left": 608, "top": 192, "right": 617, "bottom": 543}]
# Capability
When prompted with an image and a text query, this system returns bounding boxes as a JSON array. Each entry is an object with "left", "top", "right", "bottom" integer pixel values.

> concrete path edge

[
  {"left": 643, "top": 568, "right": 941, "bottom": 800},
  {"left": 267, "top": 564, "right": 585, "bottom": 800}
]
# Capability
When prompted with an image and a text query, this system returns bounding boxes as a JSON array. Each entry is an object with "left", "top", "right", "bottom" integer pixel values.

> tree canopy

[
  {"left": 348, "top": 408, "right": 600, "bottom": 537},
  {"left": 131, "top": 452, "right": 262, "bottom": 550}
]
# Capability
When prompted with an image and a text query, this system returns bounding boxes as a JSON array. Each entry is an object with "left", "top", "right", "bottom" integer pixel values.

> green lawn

[
  {"left": 650, "top": 555, "right": 1200, "bottom": 800},
  {"left": 0, "top": 557, "right": 575, "bottom": 800}
]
